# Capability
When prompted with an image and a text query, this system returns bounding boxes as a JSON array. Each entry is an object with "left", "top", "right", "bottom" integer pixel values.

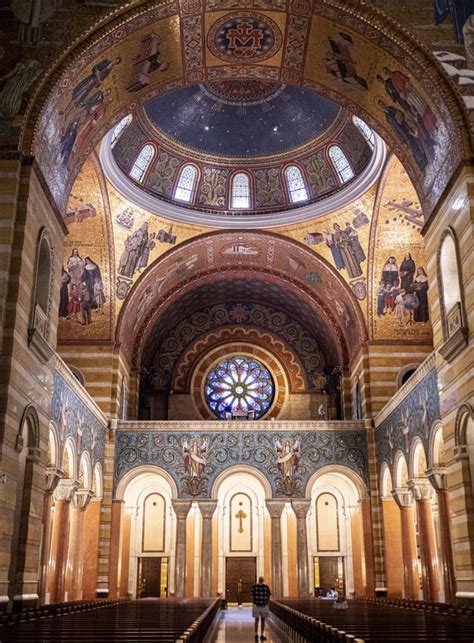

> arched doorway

[
  {"left": 116, "top": 467, "right": 178, "bottom": 599},
  {"left": 212, "top": 467, "right": 271, "bottom": 602},
  {"left": 307, "top": 466, "right": 367, "bottom": 599}
]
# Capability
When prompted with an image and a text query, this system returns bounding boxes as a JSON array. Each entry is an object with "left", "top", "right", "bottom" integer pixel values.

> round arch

[
  {"left": 393, "top": 450, "right": 409, "bottom": 489},
  {"left": 211, "top": 464, "right": 272, "bottom": 500},
  {"left": 19, "top": 404, "right": 40, "bottom": 451},
  {"left": 409, "top": 437, "right": 428, "bottom": 479},
  {"left": 48, "top": 421, "right": 60, "bottom": 468},
  {"left": 380, "top": 462, "right": 394, "bottom": 498},
  {"left": 92, "top": 462, "right": 104, "bottom": 500},
  {"left": 429, "top": 422, "right": 446, "bottom": 469},
  {"left": 62, "top": 437, "right": 78, "bottom": 480},
  {"left": 305, "top": 464, "right": 367, "bottom": 501},
  {"left": 115, "top": 464, "right": 179, "bottom": 501},
  {"left": 116, "top": 230, "right": 368, "bottom": 368},
  {"left": 78, "top": 451, "right": 93, "bottom": 489}
]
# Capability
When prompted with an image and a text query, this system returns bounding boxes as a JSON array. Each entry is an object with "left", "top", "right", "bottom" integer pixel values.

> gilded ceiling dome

[{"left": 101, "top": 80, "right": 385, "bottom": 227}]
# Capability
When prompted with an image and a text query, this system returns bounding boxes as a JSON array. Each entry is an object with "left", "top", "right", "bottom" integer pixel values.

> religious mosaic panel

[
  {"left": 115, "top": 429, "right": 368, "bottom": 498},
  {"left": 59, "top": 156, "right": 112, "bottom": 341},
  {"left": 375, "top": 366, "right": 440, "bottom": 469},
  {"left": 370, "top": 157, "right": 432, "bottom": 341},
  {"left": 51, "top": 371, "right": 107, "bottom": 469}
]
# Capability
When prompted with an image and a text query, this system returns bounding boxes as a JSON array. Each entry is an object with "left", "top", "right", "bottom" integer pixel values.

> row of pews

[
  {"left": 0, "top": 597, "right": 219, "bottom": 642},
  {"left": 270, "top": 597, "right": 474, "bottom": 642}
]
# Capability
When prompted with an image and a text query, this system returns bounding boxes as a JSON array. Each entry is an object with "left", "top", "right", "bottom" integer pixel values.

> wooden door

[
  {"left": 225, "top": 557, "right": 257, "bottom": 603},
  {"left": 315, "top": 556, "right": 345, "bottom": 595},
  {"left": 138, "top": 557, "right": 166, "bottom": 598}
]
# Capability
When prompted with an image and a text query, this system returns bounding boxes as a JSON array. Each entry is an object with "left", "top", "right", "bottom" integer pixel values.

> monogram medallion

[{"left": 208, "top": 13, "right": 282, "bottom": 63}]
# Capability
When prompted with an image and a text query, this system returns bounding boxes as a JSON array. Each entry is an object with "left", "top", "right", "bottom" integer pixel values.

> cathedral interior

[{"left": 0, "top": 0, "right": 473, "bottom": 640}]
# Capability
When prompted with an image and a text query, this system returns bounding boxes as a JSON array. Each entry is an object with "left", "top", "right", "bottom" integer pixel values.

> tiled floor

[{"left": 211, "top": 605, "right": 287, "bottom": 642}]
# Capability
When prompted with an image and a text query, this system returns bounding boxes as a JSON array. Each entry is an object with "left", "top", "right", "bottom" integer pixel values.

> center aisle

[{"left": 211, "top": 606, "right": 286, "bottom": 642}]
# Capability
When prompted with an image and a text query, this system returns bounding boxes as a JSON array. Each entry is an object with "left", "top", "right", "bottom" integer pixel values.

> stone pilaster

[
  {"left": 265, "top": 499, "right": 286, "bottom": 597},
  {"left": 291, "top": 499, "right": 311, "bottom": 597},
  {"left": 172, "top": 500, "right": 192, "bottom": 598},
  {"left": 392, "top": 487, "right": 419, "bottom": 599},
  {"left": 408, "top": 478, "right": 441, "bottom": 602},
  {"left": 198, "top": 500, "right": 217, "bottom": 598}
]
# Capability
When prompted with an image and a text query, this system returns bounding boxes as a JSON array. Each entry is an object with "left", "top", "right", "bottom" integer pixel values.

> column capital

[
  {"left": 426, "top": 467, "right": 448, "bottom": 491},
  {"left": 265, "top": 499, "right": 287, "bottom": 518},
  {"left": 53, "top": 478, "right": 79, "bottom": 503},
  {"left": 408, "top": 477, "right": 434, "bottom": 501},
  {"left": 391, "top": 487, "right": 414, "bottom": 508},
  {"left": 172, "top": 499, "right": 192, "bottom": 520},
  {"left": 72, "top": 488, "right": 94, "bottom": 510},
  {"left": 198, "top": 499, "right": 218, "bottom": 519},
  {"left": 46, "top": 466, "right": 64, "bottom": 493},
  {"left": 291, "top": 498, "right": 311, "bottom": 519}
]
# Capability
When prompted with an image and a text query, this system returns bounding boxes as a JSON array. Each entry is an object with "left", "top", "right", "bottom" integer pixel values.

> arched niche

[
  {"left": 409, "top": 438, "right": 428, "bottom": 479},
  {"left": 437, "top": 228, "right": 468, "bottom": 361},
  {"left": 78, "top": 451, "right": 92, "bottom": 490},
  {"left": 306, "top": 466, "right": 365, "bottom": 598},
  {"left": 380, "top": 462, "right": 394, "bottom": 498},
  {"left": 393, "top": 450, "right": 409, "bottom": 489},
  {"left": 62, "top": 437, "right": 77, "bottom": 480},
  {"left": 118, "top": 467, "right": 177, "bottom": 599},
  {"left": 29, "top": 229, "right": 55, "bottom": 358}
]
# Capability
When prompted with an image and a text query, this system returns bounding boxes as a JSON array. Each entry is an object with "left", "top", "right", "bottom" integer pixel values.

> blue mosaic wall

[
  {"left": 376, "top": 368, "right": 440, "bottom": 469},
  {"left": 114, "top": 429, "right": 368, "bottom": 498},
  {"left": 51, "top": 372, "right": 107, "bottom": 468}
]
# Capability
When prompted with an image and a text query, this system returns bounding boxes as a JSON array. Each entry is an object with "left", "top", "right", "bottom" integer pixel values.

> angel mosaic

[
  {"left": 275, "top": 437, "right": 300, "bottom": 478},
  {"left": 182, "top": 437, "right": 209, "bottom": 479}
]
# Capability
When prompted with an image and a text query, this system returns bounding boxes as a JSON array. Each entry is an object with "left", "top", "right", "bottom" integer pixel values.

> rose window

[{"left": 205, "top": 356, "right": 274, "bottom": 419}]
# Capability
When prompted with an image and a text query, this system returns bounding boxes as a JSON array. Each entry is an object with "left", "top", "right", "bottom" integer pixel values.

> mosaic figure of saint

[
  {"left": 275, "top": 438, "right": 300, "bottom": 478},
  {"left": 183, "top": 437, "right": 209, "bottom": 478}
]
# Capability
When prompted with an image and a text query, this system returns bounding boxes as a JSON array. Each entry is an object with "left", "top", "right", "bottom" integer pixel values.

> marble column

[
  {"left": 409, "top": 478, "right": 441, "bottom": 602},
  {"left": 108, "top": 500, "right": 124, "bottom": 598},
  {"left": 82, "top": 499, "right": 102, "bottom": 599},
  {"left": 392, "top": 487, "right": 419, "bottom": 599},
  {"left": 69, "top": 489, "right": 93, "bottom": 600},
  {"left": 198, "top": 500, "right": 217, "bottom": 598},
  {"left": 265, "top": 500, "right": 286, "bottom": 597},
  {"left": 38, "top": 466, "right": 63, "bottom": 604},
  {"left": 427, "top": 467, "right": 456, "bottom": 603},
  {"left": 172, "top": 500, "right": 192, "bottom": 598},
  {"left": 49, "top": 479, "right": 78, "bottom": 603},
  {"left": 291, "top": 499, "right": 311, "bottom": 597}
]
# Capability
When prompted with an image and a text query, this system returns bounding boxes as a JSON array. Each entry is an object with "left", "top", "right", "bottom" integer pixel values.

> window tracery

[
  {"left": 285, "top": 165, "right": 308, "bottom": 203},
  {"left": 231, "top": 172, "right": 251, "bottom": 209},
  {"left": 329, "top": 145, "right": 354, "bottom": 184},
  {"left": 174, "top": 164, "right": 198, "bottom": 203},
  {"left": 129, "top": 144, "right": 155, "bottom": 183}
]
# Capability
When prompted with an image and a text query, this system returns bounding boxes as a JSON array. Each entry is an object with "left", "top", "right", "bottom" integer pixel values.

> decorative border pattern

[{"left": 114, "top": 427, "right": 368, "bottom": 498}]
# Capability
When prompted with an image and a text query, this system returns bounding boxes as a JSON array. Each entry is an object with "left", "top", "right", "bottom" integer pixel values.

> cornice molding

[{"left": 117, "top": 419, "right": 366, "bottom": 433}]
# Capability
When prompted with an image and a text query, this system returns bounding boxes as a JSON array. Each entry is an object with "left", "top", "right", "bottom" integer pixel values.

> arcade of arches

[{"left": 0, "top": 0, "right": 473, "bottom": 621}]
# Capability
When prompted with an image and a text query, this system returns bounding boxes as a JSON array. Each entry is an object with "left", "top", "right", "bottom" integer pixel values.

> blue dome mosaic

[{"left": 143, "top": 81, "right": 341, "bottom": 158}]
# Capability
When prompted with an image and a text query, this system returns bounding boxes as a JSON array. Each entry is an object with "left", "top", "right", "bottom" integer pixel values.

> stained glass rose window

[{"left": 205, "top": 356, "right": 274, "bottom": 419}]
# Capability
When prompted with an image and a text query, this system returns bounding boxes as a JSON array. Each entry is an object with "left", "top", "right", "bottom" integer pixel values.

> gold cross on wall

[{"left": 235, "top": 509, "right": 247, "bottom": 533}]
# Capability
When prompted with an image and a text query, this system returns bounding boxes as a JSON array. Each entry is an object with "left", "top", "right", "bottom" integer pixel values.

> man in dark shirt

[{"left": 251, "top": 576, "right": 272, "bottom": 641}]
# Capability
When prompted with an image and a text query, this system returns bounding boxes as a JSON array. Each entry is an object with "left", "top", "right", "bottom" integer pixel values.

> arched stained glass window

[
  {"left": 285, "top": 165, "right": 308, "bottom": 203},
  {"left": 174, "top": 164, "right": 198, "bottom": 203},
  {"left": 111, "top": 115, "right": 132, "bottom": 147},
  {"left": 205, "top": 356, "right": 274, "bottom": 419},
  {"left": 352, "top": 116, "right": 375, "bottom": 148},
  {"left": 231, "top": 172, "right": 250, "bottom": 209},
  {"left": 129, "top": 144, "right": 155, "bottom": 183},
  {"left": 329, "top": 145, "right": 354, "bottom": 184}
]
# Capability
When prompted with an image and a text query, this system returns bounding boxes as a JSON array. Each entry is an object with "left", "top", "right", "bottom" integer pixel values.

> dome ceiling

[
  {"left": 142, "top": 81, "right": 341, "bottom": 158},
  {"left": 102, "top": 80, "right": 384, "bottom": 226}
]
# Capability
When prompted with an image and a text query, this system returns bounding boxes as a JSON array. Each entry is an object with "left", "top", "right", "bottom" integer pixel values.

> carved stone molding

[
  {"left": 73, "top": 488, "right": 94, "bottom": 510},
  {"left": 197, "top": 500, "right": 218, "bottom": 520},
  {"left": 265, "top": 499, "right": 287, "bottom": 518},
  {"left": 171, "top": 499, "right": 192, "bottom": 520},
  {"left": 408, "top": 477, "right": 434, "bottom": 501},
  {"left": 426, "top": 467, "right": 448, "bottom": 491},
  {"left": 46, "top": 466, "right": 64, "bottom": 492},
  {"left": 53, "top": 478, "right": 79, "bottom": 503},
  {"left": 391, "top": 487, "right": 414, "bottom": 508},
  {"left": 291, "top": 499, "right": 311, "bottom": 519},
  {"left": 117, "top": 419, "right": 366, "bottom": 433}
]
